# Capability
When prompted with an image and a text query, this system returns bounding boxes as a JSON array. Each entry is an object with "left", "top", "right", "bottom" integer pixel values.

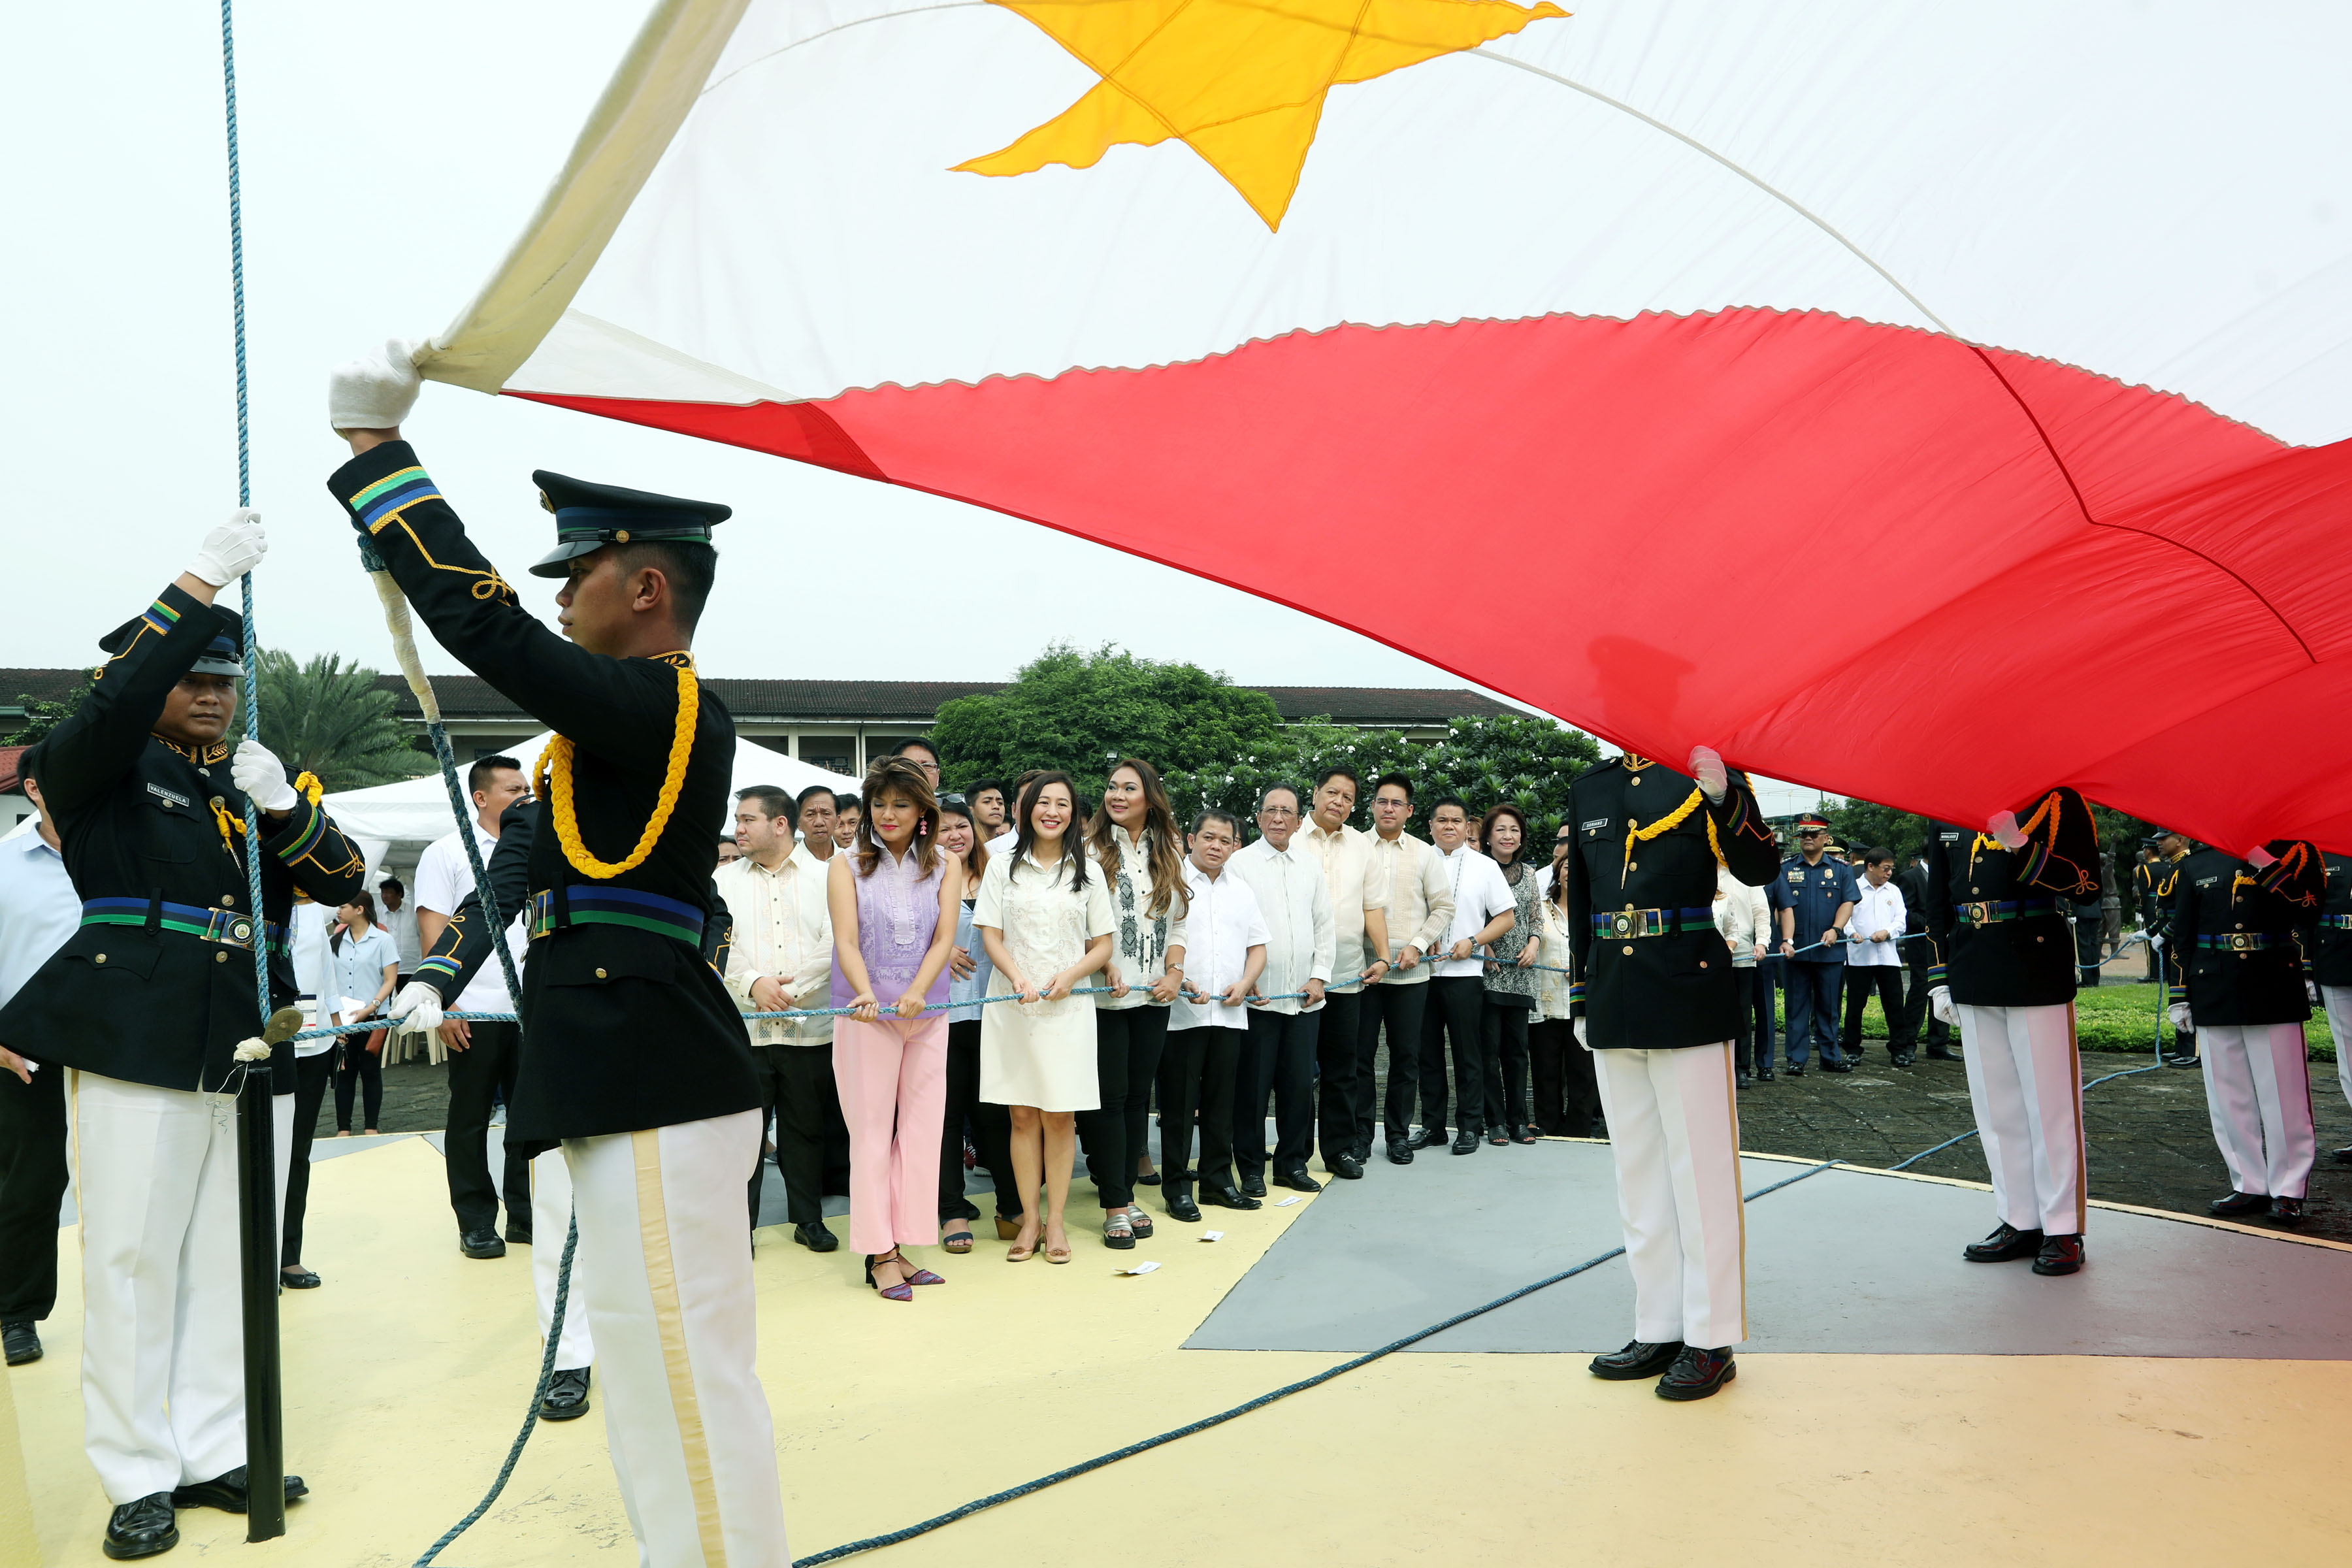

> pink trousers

[{"left": 832, "top": 1013, "right": 950, "bottom": 1254}]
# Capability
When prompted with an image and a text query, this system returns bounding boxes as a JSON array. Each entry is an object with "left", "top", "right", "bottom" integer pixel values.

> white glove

[
  {"left": 189, "top": 510, "right": 267, "bottom": 587},
  {"left": 2306, "top": 978, "right": 2318, "bottom": 1005},
  {"left": 1929, "top": 985, "right": 1954, "bottom": 1026},
  {"left": 2169, "top": 1002, "right": 2194, "bottom": 1033},
  {"left": 1688, "top": 745, "right": 1728, "bottom": 804},
  {"left": 231, "top": 737, "right": 297, "bottom": 813},
  {"left": 388, "top": 981, "right": 445, "bottom": 1036},
  {"left": 1572, "top": 1016, "right": 1588, "bottom": 1049},
  {"left": 2247, "top": 845, "right": 2278, "bottom": 869},
  {"left": 1987, "top": 810, "right": 2028, "bottom": 851},
  {"left": 329, "top": 337, "right": 425, "bottom": 433}
]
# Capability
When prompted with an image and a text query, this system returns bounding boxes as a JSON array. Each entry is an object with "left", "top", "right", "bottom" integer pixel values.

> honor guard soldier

[
  {"left": 0, "top": 517, "right": 364, "bottom": 1560},
  {"left": 1564, "top": 745, "right": 1779, "bottom": 1400},
  {"left": 1921, "top": 790, "right": 2099, "bottom": 1275},
  {"left": 2309, "top": 851, "right": 2352, "bottom": 1166},
  {"left": 2142, "top": 831, "right": 2197, "bottom": 1065},
  {"left": 2163, "top": 837, "right": 2323, "bottom": 1220},
  {"left": 328, "top": 345, "right": 787, "bottom": 1568}
]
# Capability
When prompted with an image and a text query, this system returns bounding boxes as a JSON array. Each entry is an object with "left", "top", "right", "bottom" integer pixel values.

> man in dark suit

[{"left": 333, "top": 342, "right": 787, "bottom": 1566}]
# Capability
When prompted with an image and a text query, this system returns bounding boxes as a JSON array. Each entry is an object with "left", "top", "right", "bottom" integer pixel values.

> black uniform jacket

[
  {"left": 1923, "top": 789, "right": 2100, "bottom": 1009},
  {"left": 2307, "top": 853, "right": 2352, "bottom": 990},
  {"left": 331, "top": 442, "right": 757, "bottom": 1147},
  {"left": 2163, "top": 841, "right": 2322, "bottom": 1026},
  {"left": 0, "top": 583, "right": 365, "bottom": 1092},
  {"left": 1563, "top": 757, "right": 1779, "bottom": 1049}
]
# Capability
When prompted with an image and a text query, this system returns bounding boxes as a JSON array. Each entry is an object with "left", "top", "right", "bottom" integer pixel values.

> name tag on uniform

[
  {"left": 2196, "top": 875, "right": 2219, "bottom": 887},
  {"left": 146, "top": 783, "right": 190, "bottom": 809},
  {"left": 1582, "top": 818, "right": 1610, "bottom": 834},
  {"left": 1940, "top": 832, "right": 1961, "bottom": 844}
]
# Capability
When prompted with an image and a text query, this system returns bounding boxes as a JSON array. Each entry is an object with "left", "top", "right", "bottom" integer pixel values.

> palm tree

[{"left": 256, "top": 650, "right": 436, "bottom": 791}]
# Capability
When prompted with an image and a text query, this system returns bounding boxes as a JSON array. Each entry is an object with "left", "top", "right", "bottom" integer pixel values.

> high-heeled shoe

[
  {"left": 902, "top": 1256, "right": 945, "bottom": 1286},
  {"left": 864, "top": 1251, "right": 915, "bottom": 1302},
  {"left": 995, "top": 1215, "right": 1023, "bottom": 1241}
]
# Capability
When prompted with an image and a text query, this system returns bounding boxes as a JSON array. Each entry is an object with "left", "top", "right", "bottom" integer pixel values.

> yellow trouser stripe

[{"left": 633, "top": 1129, "right": 727, "bottom": 1567}]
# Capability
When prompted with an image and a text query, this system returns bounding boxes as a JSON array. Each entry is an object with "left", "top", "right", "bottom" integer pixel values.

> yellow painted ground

[{"left": 10, "top": 1137, "right": 2349, "bottom": 1566}]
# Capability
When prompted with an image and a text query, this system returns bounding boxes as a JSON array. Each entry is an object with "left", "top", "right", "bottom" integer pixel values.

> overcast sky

[{"left": 1, "top": 0, "right": 1501, "bottom": 693}]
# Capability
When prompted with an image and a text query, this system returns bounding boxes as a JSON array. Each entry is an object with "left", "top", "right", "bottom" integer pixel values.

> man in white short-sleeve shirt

[
  {"left": 1161, "top": 810, "right": 1267, "bottom": 1222},
  {"left": 1418, "top": 797, "right": 1516, "bottom": 1155},
  {"left": 414, "top": 754, "right": 532, "bottom": 1257}
]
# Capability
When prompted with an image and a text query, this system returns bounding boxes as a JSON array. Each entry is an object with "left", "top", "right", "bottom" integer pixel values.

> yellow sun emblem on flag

[{"left": 958, "top": 0, "right": 1569, "bottom": 231}]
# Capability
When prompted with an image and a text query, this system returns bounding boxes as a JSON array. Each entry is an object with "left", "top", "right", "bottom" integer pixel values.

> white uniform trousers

[
  {"left": 564, "top": 1109, "right": 787, "bottom": 1568},
  {"left": 1590, "top": 1042, "right": 1745, "bottom": 1350},
  {"left": 2318, "top": 987, "right": 2352, "bottom": 1115},
  {"left": 1953, "top": 1004, "right": 2085, "bottom": 1236},
  {"left": 68, "top": 1072, "right": 294, "bottom": 1505},
  {"left": 530, "top": 1147, "right": 593, "bottom": 1372},
  {"left": 2197, "top": 1022, "right": 2314, "bottom": 1199}
]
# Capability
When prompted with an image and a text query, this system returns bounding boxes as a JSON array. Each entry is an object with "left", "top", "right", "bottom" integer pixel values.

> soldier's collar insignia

[
  {"left": 1622, "top": 754, "right": 1654, "bottom": 772},
  {"left": 153, "top": 735, "right": 231, "bottom": 766}
]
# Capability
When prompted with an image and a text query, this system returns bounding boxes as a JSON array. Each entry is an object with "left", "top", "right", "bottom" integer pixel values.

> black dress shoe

[
  {"left": 540, "top": 1366, "right": 593, "bottom": 1421},
  {"left": 3, "top": 1320, "right": 41, "bottom": 1365},
  {"left": 2209, "top": 1191, "right": 2270, "bottom": 1217},
  {"left": 1275, "top": 1169, "right": 1322, "bottom": 1193},
  {"left": 1239, "top": 1173, "right": 1268, "bottom": 1198},
  {"left": 1327, "top": 1154, "right": 1365, "bottom": 1181},
  {"left": 1656, "top": 1346, "right": 1737, "bottom": 1401},
  {"left": 1785, "top": 1063, "right": 1805, "bottom": 1077},
  {"left": 1924, "top": 1045, "right": 1958, "bottom": 1061},
  {"left": 171, "top": 1466, "right": 308, "bottom": 1512},
  {"left": 2032, "top": 1233, "right": 2084, "bottom": 1275},
  {"left": 1735, "top": 1070, "right": 1753, "bottom": 1088},
  {"left": 103, "top": 1493, "right": 177, "bottom": 1560},
  {"left": 1890, "top": 1052, "right": 1916, "bottom": 1068},
  {"left": 792, "top": 1222, "right": 840, "bottom": 1253},
  {"left": 459, "top": 1229, "right": 507, "bottom": 1260},
  {"left": 280, "top": 1268, "right": 321, "bottom": 1290},
  {"left": 1406, "top": 1126, "right": 1447, "bottom": 1151},
  {"left": 2334, "top": 1145, "right": 2352, "bottom": 1166},
  {"left": 1200, "top": 1183, "right": 1262, "bottom": 1211},
  {"left": 1963, "top": 1222, "right": 2044, "bottom": 1262},
  {"left": 1589, "top": 1339, "right": 1683, "bottom": 1380},
  {"left": 505, "top": 1217, "right": 534, "bottom": 1245},
  {"left": 2163, "top": 1051, "right": 2200, "bottom": 1069},
  {"left": 1757, "top": 1067, "right": 1776, "bottom": 1082},
  {"left": 1350, "top": 1139, "right": 1372, "bottom": 1166},
  {"left": 1165, "top": 1190, "right": 1203, "bottom": 1222},
  {"left": 2270, "top": 1196, "right": 2306, "bottom": 1222},
  {"left": 1820, "top": 1058, "right": 1853, "bottom": 1074},
  {"left": 1450, "top": 1130, "right": 1478, "bottom": 1155},
  {"left": 1385, "top": 1141, "right": 1414, "bottom": 1166}
]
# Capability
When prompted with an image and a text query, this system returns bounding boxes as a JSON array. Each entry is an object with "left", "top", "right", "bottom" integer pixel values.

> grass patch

[{"left": 1776, "top": 979, "right": 2336, "bottom": 1061}]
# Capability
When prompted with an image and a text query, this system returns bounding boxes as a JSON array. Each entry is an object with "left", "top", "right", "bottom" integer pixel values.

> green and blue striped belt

[
  {"left": 1954, "top": 898, "right": 2056, "bottom": 926},
  {"left": 2320, "top": 915, "right": 2352, "bottom": 930},
  {"left": 531, "top": 885, "right": 705, "bottom": 949},
  {"left": 79, "top": 898, "right": 287, "bottom": 954},
  {"left": 2198, "top": 932, "right": 2283, "bottom": 952},
  {"left": 1591, "top": 906, "right": 1715, "bottom": 939}
]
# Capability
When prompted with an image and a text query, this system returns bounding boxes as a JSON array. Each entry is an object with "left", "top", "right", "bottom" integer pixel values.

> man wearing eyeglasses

[{"left": 1776, "top": 813, "right": 1859, "bottom": 1075}]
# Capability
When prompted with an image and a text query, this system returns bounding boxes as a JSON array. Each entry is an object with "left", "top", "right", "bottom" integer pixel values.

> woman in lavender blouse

[{"left": 828, "top": 757, "right": 964, "bottom": 1301}]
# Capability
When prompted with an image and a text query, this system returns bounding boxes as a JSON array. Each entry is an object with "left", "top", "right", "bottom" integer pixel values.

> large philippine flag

[{"left": 417, "top": 0, "right": 2352, "bottom": 851}]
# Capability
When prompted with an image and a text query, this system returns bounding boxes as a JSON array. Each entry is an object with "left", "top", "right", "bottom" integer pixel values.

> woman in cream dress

[{"left": 975, "top": 772, "right": 1115, "bottom": 1263}]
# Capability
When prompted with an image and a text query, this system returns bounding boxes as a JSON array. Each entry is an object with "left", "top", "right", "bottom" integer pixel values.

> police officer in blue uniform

[{"left": 1775, "top": 813, "right": 1858, "bottom": 1074}]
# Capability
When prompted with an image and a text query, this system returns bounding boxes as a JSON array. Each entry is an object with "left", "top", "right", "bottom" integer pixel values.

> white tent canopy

[{"left": 325, "top": 732, "right": 857, "bottom": 861}]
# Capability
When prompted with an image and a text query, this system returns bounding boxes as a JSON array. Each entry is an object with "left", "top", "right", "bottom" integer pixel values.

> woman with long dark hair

[
  {"left": 829, "top": 757, "right": 963, "bottom": 1301},
  {"left": 1080, "top": 759, "right": 1189, "bottom": 1248},
  {"left": 1530, "top": 848, "right": 1602, "bottom": 1137},
  {"left": 935, "top": 796, "right": 1021, "bottom": 1251},
  {"left": 974, "top": 772, "right": 1115, "bottom": 1264},
  {"left": 1478, "top": 804, "right": 1543, "bottom": 1145}
]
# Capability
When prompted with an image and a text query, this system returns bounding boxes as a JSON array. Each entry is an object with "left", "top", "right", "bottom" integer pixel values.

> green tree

[
  {"left": 5, "top": 677, "right": 95, "bottom": 746},
  {"left": 255, "top": 650, "right": 436, "bottom": 791},
  {"left": 1823, "top": 797, "right": 1932, "bottom": 860},
  {"left": 933, "top": 643, "right": 1287, "bottom": 798}
]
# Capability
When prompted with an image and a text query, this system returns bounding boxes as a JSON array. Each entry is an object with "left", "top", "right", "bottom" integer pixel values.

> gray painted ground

[{"left": 1185, "top": 1139, "right": 2352, "bottom": 1358}]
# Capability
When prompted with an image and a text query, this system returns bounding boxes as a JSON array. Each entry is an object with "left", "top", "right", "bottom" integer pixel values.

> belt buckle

[
  {"left": 203, "top": 907, "right": 255, "bottom": 948},
  {"left": 530, "top": 890, "right": 555, "bottom": 940},
  {"left": 1961, "top": 901, "right": 1993, "bottom": 926},
  {"left": 1606, "top": 908, "right": 1661, "bottom": 939},
  {"left": 2225, "top": 932, "right": 2256, "bottom": 952}
]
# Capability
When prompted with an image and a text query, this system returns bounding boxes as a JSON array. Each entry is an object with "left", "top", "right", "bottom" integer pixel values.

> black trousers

[
  {"left": 1417, "top": 975, "right": 1486, "bottom": 1135},
  {"left": 1312, "top": 988, "right": 1363, "bottom": 1166},
  {"left": 1527, "top": 1019, "right": 1601, "bottom": 1137},
  {"left": 1784, "top": 962, "right": 1844, "bottom": 1066},
  {"left": 1901, "top": 937, "right": 1947, "bottom": 1045},
  {"left": 1360, "top": 982, "right": 1429, "bottom": 1145},
  {"left": 281, "top": 1049, "right": 334, "bottom": 1267},
  {"left": 1235, "top": 1008, "right": 1319, "bottom": 1180},
  {"left": 445, "top": 1021, "right": 528, "bottom": 1234},
  {"left": 1840, "top": 966, "right": 1908, "bottom": 1054},
  {"left": 333, "top": 1039, "right": 384, "bottom": 1132},
  {"left": 1752, "top": 955, "right": 1784, "bottom": 1065},
  {"left": 1159, "top": 1026, "right": 1243, "bottom": 1192},
  {"left": 1079, "top": 1005, "right": 1169, "bottom": 1209},
  {"left": 941, "top": 1019, "right": 1022, "bottom": 1223},
  {"left": 0, "top": 1061, "right": 69, "bottom": 1324},
  {"left": 754, "top": 1043, "right": 840, "bottom": 1230},
  {"left": 1730, "top": 968, "right": 1757, "bottom": 1074},
  {"left": 1479, "top": 998, "right": 1531, "bottom": 1134}
]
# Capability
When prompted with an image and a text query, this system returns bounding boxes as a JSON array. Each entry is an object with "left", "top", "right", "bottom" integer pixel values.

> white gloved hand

[
  {"left": 189, "top": 510, "right": 267, "bottom": 587},
  {"left": 388, "top": 981, "right": 444, "bottom": 1036},
  {"left": 1929, "top": 985, "right": 1955, "bottom": 1026},
  {"left": 1573, "top": 1016, "right": 1588, "bottom": 1049},
  {"left": 2306, "top": 978, "right": 2319, "bottom": 1005},
  {"left": 1987, "top": 810, "right": 2028, "bottom": 851},
  {"left": 1688, "top": 745, "right": 1728, "bottom": 804},
  {"left": 2168, "top": 1002, "right": 2194, "bottom": 1033},
  {"left": 329, "top": 337, "right": 425, "bottom": 433},
  {"left": 2246, "top": 844, "right": 2278, "bottom": 869},
  {"left": 231, "top": 737, "right": 297, "bottom": 813}
]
